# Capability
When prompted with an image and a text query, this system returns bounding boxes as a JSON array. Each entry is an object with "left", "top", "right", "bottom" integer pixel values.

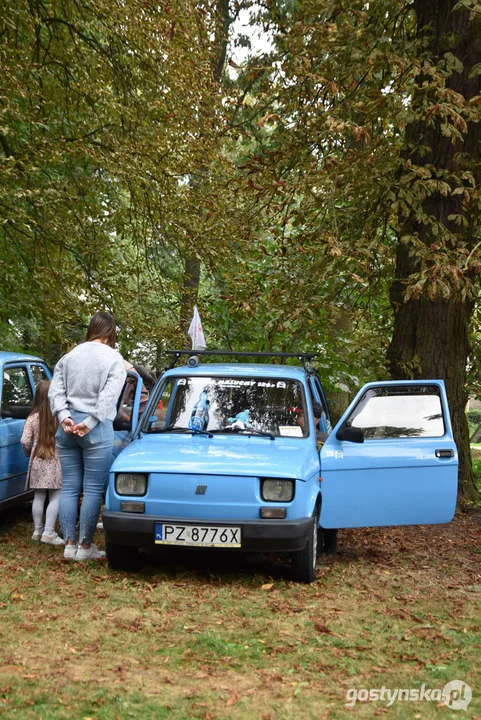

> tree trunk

[
  {"left": 179, "top": 0, "right": 230, "bottom": 341},
  {"left": 387, "top": 0, "right": 481, "bottom": 504}
]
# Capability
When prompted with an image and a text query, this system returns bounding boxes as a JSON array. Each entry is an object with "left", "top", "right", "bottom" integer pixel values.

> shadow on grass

[
  {"left": 104, "top": 527, "right": 418, "bottom": 586},
  {"left": 128, "top": 545, "right": 297, "bottom": 585},
  {"left": 0, "top": 501, "right": 32, "bottom": 536}
]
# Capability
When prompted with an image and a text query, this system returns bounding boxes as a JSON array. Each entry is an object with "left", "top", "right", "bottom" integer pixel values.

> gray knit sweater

[{"left": 49, "top": 342, "right": 127, "bottom": 430}]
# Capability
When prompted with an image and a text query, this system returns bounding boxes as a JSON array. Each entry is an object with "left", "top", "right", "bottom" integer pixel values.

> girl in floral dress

[{"left": 21, "top": 380, "right": 64, "bottom": 545}]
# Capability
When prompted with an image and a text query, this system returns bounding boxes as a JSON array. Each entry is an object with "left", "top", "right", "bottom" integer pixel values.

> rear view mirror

[{"left": 336, "top": 426, "right": 364, "bottom": 443}]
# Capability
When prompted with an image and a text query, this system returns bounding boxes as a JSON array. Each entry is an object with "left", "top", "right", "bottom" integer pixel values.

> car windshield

[{"left": 144, "top": 375, "right": 308, "bottom": 438}]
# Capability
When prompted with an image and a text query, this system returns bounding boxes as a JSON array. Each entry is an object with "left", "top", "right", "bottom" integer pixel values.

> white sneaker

[
  {"left": 96, "top": 522, "right": 104, "bottom": 530},
  {"left": 75, "top": 544, "right": 106, "bottom": 562},
  {"left": 64, "top": 544, "right": 78, "bottom": 560},
  {"left": 31, "top": 528, "right": 44, "bottom": 541},
  {"left": 40, "top": 532, "right": 66, "bottom": 546}
]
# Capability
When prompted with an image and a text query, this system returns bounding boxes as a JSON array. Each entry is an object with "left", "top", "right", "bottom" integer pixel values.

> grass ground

[{"left": 0, "top": 505, "right": 480, "bottom": 720}]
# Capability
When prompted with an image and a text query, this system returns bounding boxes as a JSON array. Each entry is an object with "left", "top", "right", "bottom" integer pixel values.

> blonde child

[{"left": 21, "top": 380, "right": 65, "bottom": 545}]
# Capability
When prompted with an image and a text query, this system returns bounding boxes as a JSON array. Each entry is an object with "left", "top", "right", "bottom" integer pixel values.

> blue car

[
  {"left": 104, "top": 352, "right": 458, "bottom": 582},
  {"left": 0, "top": 352, "right": 52, "bottom": 511}
]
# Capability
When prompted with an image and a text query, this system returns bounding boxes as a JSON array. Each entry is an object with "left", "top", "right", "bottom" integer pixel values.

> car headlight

[
  {"left": 116, "top": 473, "right": 147, "bottom": 496},
  {"left": 261, "top": 478, "right": 294, "bottom": 502}
]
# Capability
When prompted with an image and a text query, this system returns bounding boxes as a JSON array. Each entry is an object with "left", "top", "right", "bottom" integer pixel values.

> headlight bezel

[
  {"left": 261, "top": 478, "right": 295, "bottom": 502},
  {"left": 115, "top": 473, "right": 148, "bottom": 496}
]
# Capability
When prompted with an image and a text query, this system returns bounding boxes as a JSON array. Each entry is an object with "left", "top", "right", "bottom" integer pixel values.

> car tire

[
  {"left": 291, "top": 509, "right": 319, "bottom": 583},
  {"left": 106, "top": 538, "right": 140, "bottom": 571}
]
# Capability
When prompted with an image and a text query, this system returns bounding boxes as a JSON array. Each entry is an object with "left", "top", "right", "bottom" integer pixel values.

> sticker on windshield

[
  {"left": 279, "top": 426, "right": 303, "bottom": 437},
  {"left": 218, "top": 379, "right": 257, "bottom": 387}
]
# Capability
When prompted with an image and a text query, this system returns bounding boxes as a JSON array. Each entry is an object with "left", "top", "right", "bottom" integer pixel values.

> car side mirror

[
  {"left": 113, "top": 415, "right": 132, "bottom": 432},
  {"left": 336, "top": 425, "right": 364, "bottom": 443},
  {"left": 1, "top": 405, "right": 32, "bottom": 420}
]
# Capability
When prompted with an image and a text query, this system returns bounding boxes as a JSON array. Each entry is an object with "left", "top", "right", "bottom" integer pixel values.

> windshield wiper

[
  {"left": 156, "top": 426, "right": 213, "bottom": 438},
  {"left": 228, "top": 428, "right": 275, "bottom": 441}
]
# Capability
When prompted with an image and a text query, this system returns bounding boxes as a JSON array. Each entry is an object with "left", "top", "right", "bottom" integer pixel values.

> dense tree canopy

[{"left": 0, "top": 0, "right": 228, "bottom": 359}]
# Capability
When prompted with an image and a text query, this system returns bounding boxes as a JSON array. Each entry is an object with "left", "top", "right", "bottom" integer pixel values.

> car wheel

[
  {"left": 291, "top": 509, "right": 319, "bottom": 583},
  {"left": 106, "top": 537, "right": 140, "bottom": 571}
]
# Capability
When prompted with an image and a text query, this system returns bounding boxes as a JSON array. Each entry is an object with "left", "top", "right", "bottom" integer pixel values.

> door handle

[{"left": 435, "top": 449, "right": 454, "bottom": 459}]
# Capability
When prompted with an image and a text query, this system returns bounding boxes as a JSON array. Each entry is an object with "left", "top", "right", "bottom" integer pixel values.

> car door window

[
  {"left": 2, "top": 367, "right": 33, "bottom": 411},
  {"left": 115, "top": 373, "right": 139, "bottom": 430},
  {"left": 310, "top": 377, "right": 331, "bottom": 433},
  {"left": 30, "top": 364, "right": 49, "bottom": 386},
  {"left": 346, "top": 385, "right": 445, "bottom": 439},
  {"left": 148, "top": 378, "right": 175, "bottom": 430}
]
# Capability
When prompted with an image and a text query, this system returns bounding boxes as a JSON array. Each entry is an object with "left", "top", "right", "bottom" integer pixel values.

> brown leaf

[
  {"left": 261, "top": 583, "right": 274, "bottom": 591},
  {"left": 0, "top": 666, "right": 23, "bottom": 674},
  {"left": 314, "top": 623, "right": 337, "bottom": 636},
  {"left": 226, "top": 689, "right": 239, "bottom": 706}
]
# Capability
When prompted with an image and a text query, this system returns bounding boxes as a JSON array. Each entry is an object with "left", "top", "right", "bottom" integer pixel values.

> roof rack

[{"left": 164, "top": 350, "right": 318, "bottom": 371}]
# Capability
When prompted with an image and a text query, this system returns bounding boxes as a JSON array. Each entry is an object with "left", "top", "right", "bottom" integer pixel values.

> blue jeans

[{"left": 56, "top": 411, "right": 114, "bottom": 544}]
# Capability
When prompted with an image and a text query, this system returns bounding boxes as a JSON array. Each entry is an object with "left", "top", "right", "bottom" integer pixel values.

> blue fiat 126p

[
  {"left": 103, "top": 351, "right": 458, "bottom": 582},
  {"left": 0, "top": 352, "right": 52, "bottom": 511}
]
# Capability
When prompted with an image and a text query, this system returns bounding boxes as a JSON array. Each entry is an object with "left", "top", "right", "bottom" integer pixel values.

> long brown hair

[
  {"left": 85, "top": 312, "right": 117, "bottom": 348},
  {"left": 30, "top": 380, "right": 58, "bottom": 460}
]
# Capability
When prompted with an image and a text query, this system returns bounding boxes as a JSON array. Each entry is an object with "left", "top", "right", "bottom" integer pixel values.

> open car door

[
  {"left": 112, "top": 371, "right": 143, "bottom": 459},
  {"left": 319, "top": 380, "right": 458, "bottom": 529}
]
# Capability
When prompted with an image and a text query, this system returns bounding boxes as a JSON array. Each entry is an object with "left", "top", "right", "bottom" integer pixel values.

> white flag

[{"left": 188, "top": 306, "right": 207, "bottom": 350}]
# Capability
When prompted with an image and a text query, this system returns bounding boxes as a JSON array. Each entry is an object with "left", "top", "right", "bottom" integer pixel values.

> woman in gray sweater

[{"left": 49, "top": 312, "right": 126, "bottom": 561}]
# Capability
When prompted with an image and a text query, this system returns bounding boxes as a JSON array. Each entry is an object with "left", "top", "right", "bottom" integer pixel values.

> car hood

[{"left": 111, "top": 433, "right": 320, "bottom": 481}]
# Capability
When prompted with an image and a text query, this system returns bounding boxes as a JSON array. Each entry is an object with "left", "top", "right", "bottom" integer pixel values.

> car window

[
  {"left": 2, "top": 367, "right": 34, "bottom": 408},
  {"left": 309, "top": 377, "right": 331, "bottom": 433},
  {"left": 114, "top": 372, "right": 144, "bottom": 429},
  {"left": 30, "top": 364, "right": 48, "bottom": 386},
  {"left": 155, "top": 378, "right": 174, "bottom": 426},
  {"left": 346, "top": 385, "right": 445, "bottom": 439},
  {"left": 146, "top": 376, "right": 308, "bottom": 437}
]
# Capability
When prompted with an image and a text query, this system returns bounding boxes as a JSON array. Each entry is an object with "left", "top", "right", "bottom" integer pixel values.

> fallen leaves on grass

[{"left": 314, "top": 623, "right": 343, "bottom": 638}]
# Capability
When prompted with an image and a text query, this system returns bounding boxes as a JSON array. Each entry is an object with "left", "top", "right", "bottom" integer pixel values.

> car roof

[
  {"left": 163, "top": 363, "right": 308, "bottom": 381},
  {"left": 0, "top": 351, "right": 45, "bottom": 365}
]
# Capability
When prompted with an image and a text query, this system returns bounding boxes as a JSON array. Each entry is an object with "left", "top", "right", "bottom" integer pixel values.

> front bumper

[{"left": 103, "top": 510, "right": 312, "bottom": 553}]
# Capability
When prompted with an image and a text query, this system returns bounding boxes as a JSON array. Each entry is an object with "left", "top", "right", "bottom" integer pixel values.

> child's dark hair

[
  {"left": 86, "top": 312, "right": 117, "bottom": 349},
  {"left": 30, "top": 380, "right": 58, "bottom": 460}
]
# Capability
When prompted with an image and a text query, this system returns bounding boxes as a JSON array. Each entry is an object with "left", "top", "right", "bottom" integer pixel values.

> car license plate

[{"left": 154, "top": 523, "right": 241, "bottom": 548}]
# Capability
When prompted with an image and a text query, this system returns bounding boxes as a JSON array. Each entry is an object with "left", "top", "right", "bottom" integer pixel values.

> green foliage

[
  {"left": 467, "top": 410, "right": 481, "bottom": 426},
  {"left": 0, "top": 0, "right": 226, "bottom": 360}
]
